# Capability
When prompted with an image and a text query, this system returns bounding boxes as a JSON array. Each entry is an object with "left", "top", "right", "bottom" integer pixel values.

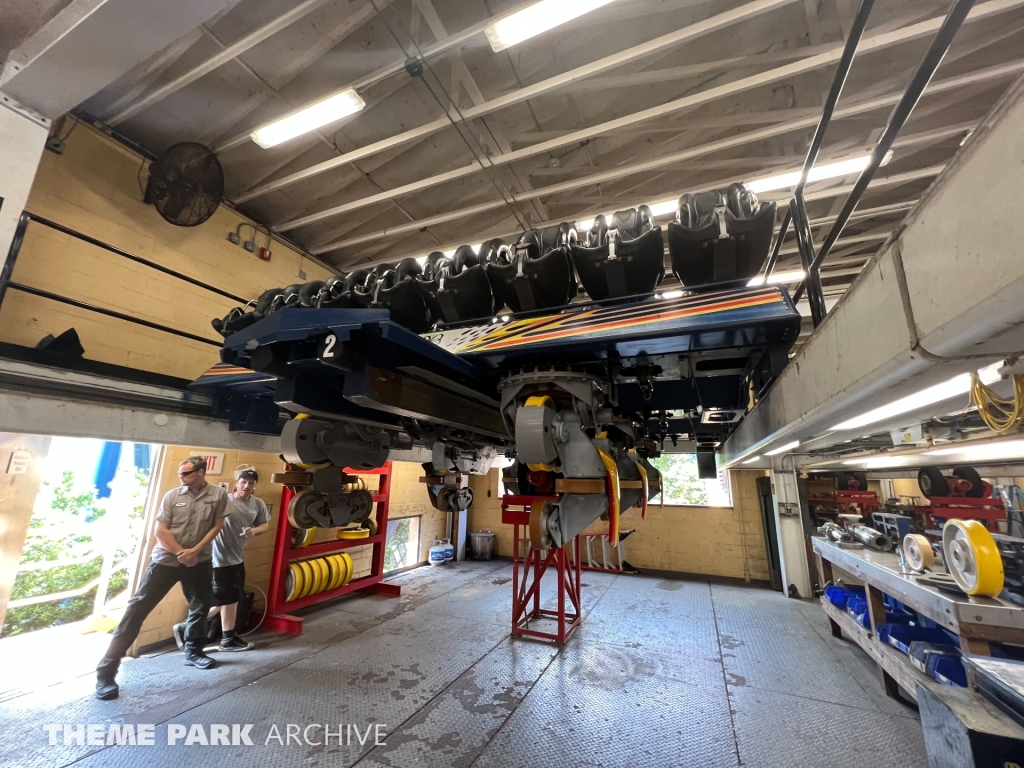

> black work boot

[
  {"left": 183, "top": 648, "right": 217, "bottom": 669},
  {"left": 95, "top": 658, "right": 120, "bottom": 700}
]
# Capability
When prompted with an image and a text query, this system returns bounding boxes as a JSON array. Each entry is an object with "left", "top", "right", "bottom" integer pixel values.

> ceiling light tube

[
  {"left": 251, "top": 88, "right": 365, "bottom": 148},
  {"left": 486, "top": 0, "right": 621, "bottom": 52},
  {"left": 741, "top": 455, "right": 762, "bottom": 464},
  {"left": 765, "top": 440, "right": 800, "bottom": 456},
  {"left": 831, "top": 362, "right": 1002, "bottom": 432},
  {"left": 746, "top": 152, "right": 893, "bottom": 194},
  {"left": 925, "top": 438, "right": 1024, "bottom": 460},
  {"left": 748, "top": 269, "right": 806, "bottom": 286}
]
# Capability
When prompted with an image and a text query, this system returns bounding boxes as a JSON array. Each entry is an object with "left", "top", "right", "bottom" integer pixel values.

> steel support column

[{"left": 770, "top": 458, "right": 813, "bottom": 598}]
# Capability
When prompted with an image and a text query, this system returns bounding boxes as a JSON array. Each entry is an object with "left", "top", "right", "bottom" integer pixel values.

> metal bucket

[{"left": 469, "top": 530, "right": 495, "bottom": 561}]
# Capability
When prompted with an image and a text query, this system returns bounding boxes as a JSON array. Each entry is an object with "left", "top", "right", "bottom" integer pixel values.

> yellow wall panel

[{"left": 1, "top": 119, "right": 333, "bottom": 382}]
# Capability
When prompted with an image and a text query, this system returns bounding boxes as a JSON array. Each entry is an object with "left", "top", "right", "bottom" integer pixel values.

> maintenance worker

[
  {"left": 178, "top": 465, "right": 269, "bottom": 651},
  {"left": 95, "top": 456, "right": 230, "bottom": 700}
]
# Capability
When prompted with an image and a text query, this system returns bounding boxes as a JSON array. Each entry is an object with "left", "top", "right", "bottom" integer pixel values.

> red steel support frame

[
  {"left": 502, "top": 494, "right": 582, "bottom": 644},
  {"left": 919, "top": 495, "right": 1007, "bottom": 532},
  {"left": 264, "top": 463, "right": 400, "bottom": 635}
]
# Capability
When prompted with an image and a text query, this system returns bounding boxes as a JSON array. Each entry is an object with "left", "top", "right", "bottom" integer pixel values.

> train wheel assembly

[{"left": 942, "top": 519, "right": 1004, "bottom": 597}]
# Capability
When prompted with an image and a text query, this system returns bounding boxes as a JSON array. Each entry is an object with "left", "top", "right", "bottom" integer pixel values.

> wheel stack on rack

[{"left": 263, "top": 462, "right": 401, "bottom": 636}]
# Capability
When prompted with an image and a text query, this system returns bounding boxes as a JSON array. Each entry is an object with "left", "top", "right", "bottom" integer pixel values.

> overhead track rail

[{"left": 789, "top": 0, "right": 978, "bottom": 325}]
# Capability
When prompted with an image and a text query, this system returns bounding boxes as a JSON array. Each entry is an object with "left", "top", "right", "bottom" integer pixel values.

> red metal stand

[
  {"left": 264, "top": 463, "right": 400, "bottom": 635},
  {"left": 502, "top": 494, "right": 582, "bottom": 644},
  {"left": 807, "top": 490, "right": 880, "bottom": 518},
  {"left": 920, "top": 495, "right": 1007, "bottom": 532}
]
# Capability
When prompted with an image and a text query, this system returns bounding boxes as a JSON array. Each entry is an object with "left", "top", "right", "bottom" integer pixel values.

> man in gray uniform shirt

[{"left": 95, "top": 456, "right": 230, "bottom": 700}]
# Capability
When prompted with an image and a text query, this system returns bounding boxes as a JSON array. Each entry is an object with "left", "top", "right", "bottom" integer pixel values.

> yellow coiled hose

[{"left": 970, "top": 370, "right": 1024, "bottom": 433}]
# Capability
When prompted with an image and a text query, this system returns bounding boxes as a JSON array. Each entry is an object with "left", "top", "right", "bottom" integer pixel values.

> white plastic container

[
  {"left": 442, "top": 538, "right": 455, "bottom": 562},
  {"left": 429, "top": 541, "right": 447, "bottom": 566}
]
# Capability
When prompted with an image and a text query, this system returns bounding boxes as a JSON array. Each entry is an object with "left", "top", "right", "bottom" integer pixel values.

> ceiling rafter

[{"left": 274, "top": 2, "right": 1024, "bottom": 234}]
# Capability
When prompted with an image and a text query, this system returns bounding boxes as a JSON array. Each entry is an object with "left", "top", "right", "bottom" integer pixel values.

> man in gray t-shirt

[
  {"left": 202, "top": 467, "right": 270, "bottom": 651},
  {"left": 95, "top": 456, "right": 230, "bottom": 701}
]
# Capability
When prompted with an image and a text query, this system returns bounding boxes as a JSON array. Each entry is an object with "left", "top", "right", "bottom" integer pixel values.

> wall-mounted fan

[{"left": 144, "top": 142, "right": 224, "bottom": 227}]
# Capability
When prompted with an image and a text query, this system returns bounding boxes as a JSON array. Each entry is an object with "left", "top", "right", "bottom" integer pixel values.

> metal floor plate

[{"left": 0, "top": 562, "right": 928, "bottom": 767}]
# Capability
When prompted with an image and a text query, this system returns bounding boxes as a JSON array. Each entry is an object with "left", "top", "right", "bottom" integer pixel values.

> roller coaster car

[
  {"left": 212, "top": 286, "right": 283, "bottom": 337},
  {"left": 485, "top": 224, "right": 578, "bottom": 312},
  {"left": 418, "top": 245, "right": 495, "bottom": 325},
  {"left": 668, "top": 183, "right": 776, "bottom": 289},
  {"left": 570, "top": 206, "right": 665, "bottom": 300},
  {"left": 362, "top": 257, "right": 434, "bottom": 333}
]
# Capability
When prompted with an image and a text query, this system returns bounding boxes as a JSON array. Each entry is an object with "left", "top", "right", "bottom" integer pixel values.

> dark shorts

[{"left": 212, "top": 562, "right": 246, "bottom": 605}]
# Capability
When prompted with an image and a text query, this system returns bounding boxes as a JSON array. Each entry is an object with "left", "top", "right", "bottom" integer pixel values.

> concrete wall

[
  {"left": 468, "top": 469, "right": 771, "bottom": 583},
  {"left": 128, "top": 455, "right": 439, "bottom": 653},
  {"left": 0, "top": 118, "right": 332, "bottom": 380}
]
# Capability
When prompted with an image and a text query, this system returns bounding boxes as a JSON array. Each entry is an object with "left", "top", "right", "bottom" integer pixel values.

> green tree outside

[
  {"left": 1, "top": 468, "right": 149, "bottom": 637},
  {"left": 650, "top": 454, "right": 731, "bottom": 507}
]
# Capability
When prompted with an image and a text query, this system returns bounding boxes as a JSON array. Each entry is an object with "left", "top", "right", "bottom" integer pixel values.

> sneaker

[
  {"left": 172, "top": 622, "right": 185, "bottom": 650},
  {"left": 219, "top": 635, "right": 254, "bottom": 652},
  {"left": 183, "top": 649, "right": 217, "bottom": 669}
]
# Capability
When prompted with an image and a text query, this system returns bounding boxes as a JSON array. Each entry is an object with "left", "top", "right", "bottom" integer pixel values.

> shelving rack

[{"left": 264, "top": 462, "right": 400, "bottom": 635}]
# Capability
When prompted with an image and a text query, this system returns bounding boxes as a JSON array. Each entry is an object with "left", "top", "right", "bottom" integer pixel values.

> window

[
  {"left": 384, "top": 515, "right": 421, "bottom": 573},
  {"left": 650, "top": 454, "right": 731, "bottom": 507}
]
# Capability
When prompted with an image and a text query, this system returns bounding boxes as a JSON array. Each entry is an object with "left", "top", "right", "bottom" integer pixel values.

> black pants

[{"left": 100, "top": 560, "right": 214, "bottom": 668}]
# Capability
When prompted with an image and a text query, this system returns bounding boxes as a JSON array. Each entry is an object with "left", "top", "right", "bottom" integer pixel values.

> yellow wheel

[
  {"left": 342, "top": 553, "right": 354, "bottom": 585},
  {"left": 292, "top": 526, "right": 316, "bottom": 549},
  {"left": 942, "top": 519, "right": 1004, "bottom": 597},
  {"left": 523, "top": 395, "right": 555, "bottom": 471},
  {"left": 286, "top": 563, "right": 301, "bottom": 601},
  {"left": 297, "top": 560, "right": 316, "bottom": 598},
  {"left": 305, "top": 559, "right": 322, "bottom": 596},
  {"left": 903, "top": 534, "right": 934, "bottom": 571},
  {"left": 314, "top": 557, "right": 330, "bottom": 593},
  {"left": 329, "top": 554, "right": 345, "bottom": 590},
  {"left": 313, "top": 558, "right": 329, "bottom": 595},
  {"left": 338, "top": 527, "right": 370, "bottom": 540},
  {"left": 324, "top": 556, "right": 338, "bottom": 591}
]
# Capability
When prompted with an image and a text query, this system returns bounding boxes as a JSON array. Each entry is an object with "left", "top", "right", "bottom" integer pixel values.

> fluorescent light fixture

[
  {"left": 831, "top": 362, "right": 1002, "bottom": 432},
  {"left": 486, "top": 0, "right": 620, "bottom": 52},
  {"left": 251, "top": 88, "right": 365, "bottom": 148},
  {"left": 926, "top": 438, "right": 1024, "bottom": 461},
  {"left": 765, "top": 440, "right": 799, "bottom": 456},
  {"left": 660, "top": 289, "right": 684, "bottom": 300},
  {"left": 648, "top": 199, "right": 678, "bottom": 217},
  {"left": 845, "top": 455, "right": 913, "bottom": 469},
  {"left": 746, "top": 152, "right": 893, "bottom": 194},
  {"left": 748, "top": 269, "right": 806, "bottom": 287},
  {"left": 741, "top": 456, "right": 762, "bottom": 464}
]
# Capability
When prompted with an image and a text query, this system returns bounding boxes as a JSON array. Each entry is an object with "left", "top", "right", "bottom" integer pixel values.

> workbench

[{"left": 812, "top": 536, "right": 1024, "bottom": 701}]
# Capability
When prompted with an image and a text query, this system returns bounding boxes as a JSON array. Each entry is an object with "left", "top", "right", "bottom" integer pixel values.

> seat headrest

[
  {"left": 676, "top": 190, "right": 726, "bottom": 229},
  {"left": 452, "top": 244, "right": 479, "bottom": 273},
  {"left": 394, "top": 257, "right": 422, "bottom": 282},
  {"left": 481, "top": 238, "right": 510, "bottom": 265},
  {"left": 343, "top": 269, "right": 370, "bottom": 293},
  {"left": 421, "top": 252, "right": 447, "bottom": 280},
  {"left": 254, "top": 287, "right": 283, "bottom": 315},
  {"left": 727, "top": 183, "right": 759, "bottom": 219},
  {"left": 297, "top": 280, "right": 325, "bottom": 307},
  {"left": 609, "top": 206, "right": 654, "bottom": 239}
]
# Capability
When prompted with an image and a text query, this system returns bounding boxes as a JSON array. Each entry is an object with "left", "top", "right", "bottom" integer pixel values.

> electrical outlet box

[
  {"left": 298, "top": 270, "right": 307, "bottom": 280},
  {"left": 258, "top": 247, "right": 272, "bottom": 262},
  {"left": 227, "top": 232, "right": 241, "bottom": 244},
  {"left": 244, "top": 240, "right": 256, "bottom": 252}
]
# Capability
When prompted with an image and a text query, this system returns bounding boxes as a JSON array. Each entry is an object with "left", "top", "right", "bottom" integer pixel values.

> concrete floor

[{"left": 0, "top": 560, "right": 929, "bottom": 767}]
